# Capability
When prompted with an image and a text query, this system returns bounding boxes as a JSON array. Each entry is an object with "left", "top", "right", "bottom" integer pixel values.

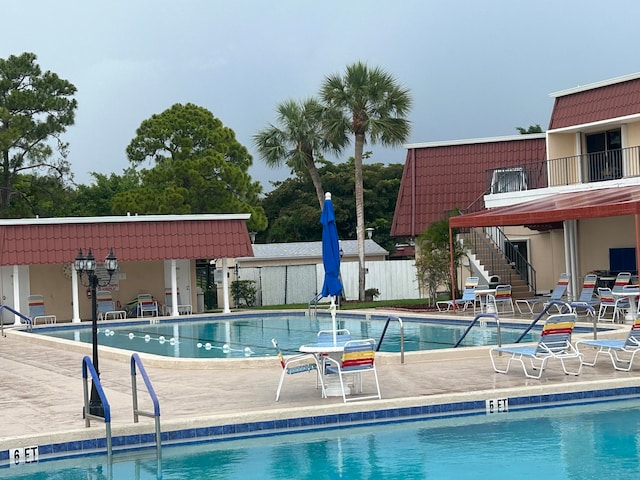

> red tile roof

[
  {"left": 449, "top": 185, "right": 640, "bottom": 228},
  {"left": 0, "top": 215, "right": 254, "bottom": 265},
  {"left": 391, "top": 136, "right": 546, "bottom": 237},
  {"left": 549, "top": 76, "right": 640, "bottom": 130}
]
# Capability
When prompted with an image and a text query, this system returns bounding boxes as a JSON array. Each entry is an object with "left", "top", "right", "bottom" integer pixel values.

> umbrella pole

[{"left": 330, "top": 296, "right": 337, "bottom": 345}]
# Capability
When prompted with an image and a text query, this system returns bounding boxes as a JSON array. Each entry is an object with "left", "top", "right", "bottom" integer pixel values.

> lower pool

[
  {"left": 32, "top": 312, "right": 546, "bottom": 359},
  {"left": 5, "top": 398, "right": 640, "bottom": 479}
]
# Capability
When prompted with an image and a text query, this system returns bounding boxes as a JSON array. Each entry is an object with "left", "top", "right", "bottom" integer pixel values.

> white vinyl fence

[{"left": 238, "top": 260, "right": 422, "bottom": 306}]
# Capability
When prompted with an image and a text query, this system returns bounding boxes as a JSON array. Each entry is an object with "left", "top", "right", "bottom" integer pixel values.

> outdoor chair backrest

[
  {"left": 317, "top": 329, "right": 351, "bottom": 344},
  {"left": 494, "top": 284, "right": 512, "bottom": 301},
  {"left": 460, "top": 286, "right": 477, "bottom": 302},
  {"left": 550, "top": 273, "right": 570, "bottom": 299},
  {"left": 536, "top": 313, "right": 576, "bottom": 355},
  {"left": 341, "top": 339, "right": 376, "bottom": 371},
  {"left": 464, "top": 277, "right": 480, "bottom": 289},
  {"left": 578, "top": 274, "right": 598, "bottom": 302},
  {"left": 138, "top": 294, "right": 157, "bottom": 313},
  {"left": 28, "top": 295, "right": 46, "bottom": 317},
  {"left": 597, "top": 287, "right": 616, "bottom": 305},
  {"left": 96, "top": 290, "right": 116, "bottom": 312},
  {"left": 613, "top": 272, "right": 632, "bottom": 293}
]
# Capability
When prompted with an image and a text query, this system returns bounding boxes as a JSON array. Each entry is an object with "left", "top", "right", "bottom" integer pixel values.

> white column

[
  {"left": 72, "top": 268, "right": 81, "bottom": 323},
  {"left": 12, "top": 265, "right": 20, "bottom": 325},
  {"left": 171, "top": 259, "right": 179, "bottom": 316},
  {"left": 221, "top": 258, "right": 231, "bottom": 313}
]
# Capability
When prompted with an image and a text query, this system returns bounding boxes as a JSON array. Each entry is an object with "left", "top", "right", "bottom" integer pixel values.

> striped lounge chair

[
  {"left": 489, "top": 313, "right": 583, "bottom": 378},
  {"left": 324, "top": 339, "right": 381, "bottom": 402},
  {"left": 515, "top": 272, "right": 570, "bottom": 315},
  {"left": 576, "top": 315, "right": 640, "bottom": 371},
  {"left": 569, "top": 274, "right": 599, "bottom": 317}
]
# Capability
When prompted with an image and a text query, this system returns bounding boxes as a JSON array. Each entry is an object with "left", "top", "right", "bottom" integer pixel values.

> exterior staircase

[{"left": 462, "top": 228, "right": 535, "bottom": 301}]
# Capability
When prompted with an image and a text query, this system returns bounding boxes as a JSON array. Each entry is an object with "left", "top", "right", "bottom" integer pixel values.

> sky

[{"left": 3, "top": 0, "right": 640, "bottom": 193}]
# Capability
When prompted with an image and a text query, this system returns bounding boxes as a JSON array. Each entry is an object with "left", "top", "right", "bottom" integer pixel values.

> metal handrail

[
  {"left": 308, "top": 293, "right": 341, "bottom": 316},
  {"left": 488, "top": 226, "right": 537, "bottom": 294},
  {"left": 131, "top": 353, "right": 162, "bottom": 459},
  {"left": 81, "top": 356, "right": 112, "bottom": 458},
  {"left": 376, "top": 316, "right": 404, "bottom": 363},
  {"left": 453, "top": 313, "right": 500, "bottom": 348},
  {"left": 0, "top": 304, "right": 32, "bottom": 337},
  {"left": 308, "top": 293, "right": 323, "bottom": 316},
  {"left": 463, "top": 227, "right": 536, "bottom": 294}
]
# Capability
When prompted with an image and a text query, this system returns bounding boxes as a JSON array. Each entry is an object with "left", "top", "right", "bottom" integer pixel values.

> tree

[
  {"left": 68, "top": 168, "right": 141, "bottom": 217},
  {"left": 321, "top": 62, "right": 412, "bottom": 300},
  {"left": 260, "top": 160, "right": 403, "bottom": 253},
  {"left": 0, "top": 52, "right": 77, "bottom": 215},
  {"left": 516, "top": 124, "right": 543, "bottom": 134},
  {"left": 253, "top": 98, "right": 344, "bottom": 208},
  {"left": 414, "top": 218, "right": 465, "bottom": 305},
  {"left": 122, "top": 103, "right": 267, "bottom": 231}
]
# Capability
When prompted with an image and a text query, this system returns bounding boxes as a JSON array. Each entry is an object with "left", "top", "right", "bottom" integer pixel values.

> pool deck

[{"left": 1, "top": 308, "right": 638, "bottom": 452}]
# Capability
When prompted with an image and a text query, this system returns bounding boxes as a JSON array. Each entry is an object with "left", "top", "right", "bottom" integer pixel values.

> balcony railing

[{"left": 485, "top": 145, "right": 640, "bottom": 194}]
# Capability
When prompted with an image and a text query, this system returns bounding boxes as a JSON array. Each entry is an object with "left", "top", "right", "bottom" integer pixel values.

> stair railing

[{"left": 463, "top": 227, "right": 536, "bottom": 294}]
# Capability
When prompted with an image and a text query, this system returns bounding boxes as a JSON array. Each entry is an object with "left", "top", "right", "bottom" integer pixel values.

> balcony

[{"left": 485, "top": 145, "right": 640, "bottom": 195}]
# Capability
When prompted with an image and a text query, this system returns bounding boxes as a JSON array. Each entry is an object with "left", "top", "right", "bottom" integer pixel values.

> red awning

[{"left": 449, "top": 186, "right": 640, "bottom": 228}]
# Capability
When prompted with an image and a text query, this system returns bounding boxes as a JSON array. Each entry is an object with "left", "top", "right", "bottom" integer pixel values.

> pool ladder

[
  {"left": 377, "top": 316, "right": 405, "bottom": 363},
  {"left": 81, "top": 353, "right": 162, "bottom": 460}
]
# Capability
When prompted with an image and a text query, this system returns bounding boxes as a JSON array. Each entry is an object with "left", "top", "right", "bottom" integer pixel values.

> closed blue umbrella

[{"left": 320, "top": 192, "right": 342, "bottom": 344}]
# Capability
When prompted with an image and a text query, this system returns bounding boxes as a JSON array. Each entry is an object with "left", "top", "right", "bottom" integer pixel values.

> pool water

[
  {"left": 5, "top": 399, "right": 640, "bottom": 479},
  {"left": 35, "top": 314, "right": 541, "bottom": 358}
]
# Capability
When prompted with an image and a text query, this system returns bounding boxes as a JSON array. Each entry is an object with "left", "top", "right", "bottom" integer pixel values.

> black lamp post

[{"left": 74, "top": 247, "right": 118, "bottom": 417}]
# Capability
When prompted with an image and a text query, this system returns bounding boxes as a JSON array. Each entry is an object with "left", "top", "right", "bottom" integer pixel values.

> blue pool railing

[
  {"left": 130, "top": 353, "right": 162, "bottom": 459},
  {"left": 81, "top": 356, "right": 112, "bottom": 458}
]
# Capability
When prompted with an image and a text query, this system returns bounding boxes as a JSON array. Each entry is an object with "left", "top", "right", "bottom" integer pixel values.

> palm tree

[
  {"left": 321, "top": 62, "right": 412, "bottom": 301},
  {"left": 253, "top": 97, "right": 342, "bottom": 208}
]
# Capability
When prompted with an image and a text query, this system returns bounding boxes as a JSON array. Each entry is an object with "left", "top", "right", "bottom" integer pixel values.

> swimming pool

[
  {"left": 34, "top": 312, "right": 545, "bottom": 359},
  {"left": 5, "top": 398, "right": 640, "bottom": 479}
]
